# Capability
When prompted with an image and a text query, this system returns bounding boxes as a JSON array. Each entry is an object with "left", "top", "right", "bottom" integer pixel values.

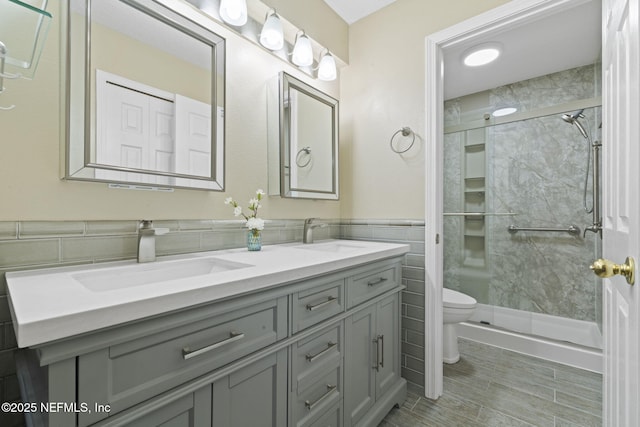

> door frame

[{"left": 423, "top": 0, "right": 598, "bottom": 399}]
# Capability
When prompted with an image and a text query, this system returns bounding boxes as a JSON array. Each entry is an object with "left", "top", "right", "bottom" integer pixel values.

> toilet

[{"left": 443, "top": 288, "right": 477, "bottom": 364}]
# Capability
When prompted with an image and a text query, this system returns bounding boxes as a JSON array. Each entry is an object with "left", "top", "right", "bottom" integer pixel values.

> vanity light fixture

[
  {"left": 462, "top": 43, "right": 501, "bottom": 67},
  {"left": 292, "top": 30, "right": 313, "bottom": 67},
  {"left": 317, "top": 49, "right": 337, "bottom": 81},
  {"left": 219, "top": 0, "right": 247, "bottom": 26},
  {"left": 259, "top": 10, "right": 284, "bottom": 50},
  {"left": 492, "top": 106, "right": 518, "bottom": 117}
]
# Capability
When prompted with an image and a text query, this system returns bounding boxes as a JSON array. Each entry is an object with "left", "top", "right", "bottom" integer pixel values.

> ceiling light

[
  {"left": 462, "top": 43, "right": 501, "bottom": 67},
  {"left": 292, "top": 31, "right": 313, "bottom": 67},
  {"left": 317, "top": 50, "right": 337, "bottom": 81},
  {"left": 492, "top": 107, "right": 517, "bottom": 117},
  {"left": 219, "top": 0, "right": 247, "bottom": 26},
  {"left": 260, "top": 10, "right": 284, "bottom": 51}
]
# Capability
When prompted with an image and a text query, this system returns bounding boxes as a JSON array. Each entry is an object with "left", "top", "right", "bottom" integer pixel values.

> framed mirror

[
  {"left": 64, "top": 0, "right": 225, "bottom": 190},
  {"left": 276, "top": 72, "right": 339, "bottom": 200}
]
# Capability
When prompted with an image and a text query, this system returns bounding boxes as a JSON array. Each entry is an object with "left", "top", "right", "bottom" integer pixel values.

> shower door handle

[{"left": 590, "top": 257, "right": 635, "bottom": 285}]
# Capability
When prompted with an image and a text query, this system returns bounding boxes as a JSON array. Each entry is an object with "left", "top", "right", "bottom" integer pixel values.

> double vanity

[{"left": 7, "top": 240, "right": 409, "bottom": 427}]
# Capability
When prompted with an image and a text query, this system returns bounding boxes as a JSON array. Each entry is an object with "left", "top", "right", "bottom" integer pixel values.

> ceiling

[
  {"left": 323, "top": 0, "right": 602, "bottom": 100},
  {"left": 442, "top": 0, "right": 602, "bottom": 99},
  {"left": 322, "top": 0, "right": 397, "bottom": 24}
]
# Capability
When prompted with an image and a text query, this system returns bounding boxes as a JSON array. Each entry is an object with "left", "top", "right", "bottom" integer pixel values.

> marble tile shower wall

[
  {"left": 0, "top": 218, "right": 425, "bottom": 424},
  {"left": 443, "top": 63, "right": 601, "bottom": 323}
]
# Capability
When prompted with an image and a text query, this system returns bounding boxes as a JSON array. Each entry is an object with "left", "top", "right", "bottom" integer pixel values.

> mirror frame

[
  {"left": 279, "top": 72, "right": 339, "bottom": 200},
  {"left": 63, "top": 0, "right": 226, "bottom": 191}
]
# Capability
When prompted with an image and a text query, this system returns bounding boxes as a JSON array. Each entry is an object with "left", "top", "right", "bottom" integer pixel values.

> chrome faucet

[
  {"left": 583, "top": 221, "right": 602, "bottom": 239},
  {"left": 303, "top": 218, "right": 327, "bottom": 244},
  {"left": 137, "top": 220, "right": 169, "bottom": 263}
]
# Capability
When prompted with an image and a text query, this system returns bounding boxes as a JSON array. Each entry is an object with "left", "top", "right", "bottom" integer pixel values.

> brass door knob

[{"left": 590, "top": 257, "right": 635, "bottom": 285}]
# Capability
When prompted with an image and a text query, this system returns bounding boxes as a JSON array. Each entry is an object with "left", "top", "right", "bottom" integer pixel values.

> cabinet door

[
  {"left": 123, "top": 386, "right": 211, "bottom": 427},
  {"left": 212, "top": 349, "right": 287, "bottom": 427},
  {"left": 344, "top": 305, "right": 376, "bottom": 427},
  {"left": 375, "top": 294, "right": 400, "bottom": 400}
]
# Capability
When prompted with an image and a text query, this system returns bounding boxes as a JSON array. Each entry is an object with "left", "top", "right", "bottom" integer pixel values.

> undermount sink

[
  {"left": 296, "top": 241, "right": 365, "bottom": 253},
  {"left": 73, "top": 257, "right": 252, "bottom": 292}
]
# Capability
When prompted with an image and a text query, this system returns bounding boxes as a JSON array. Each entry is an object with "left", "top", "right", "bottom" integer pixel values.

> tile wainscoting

[{"left": 0, "top": 218, "right": 425, "bottom": 427}]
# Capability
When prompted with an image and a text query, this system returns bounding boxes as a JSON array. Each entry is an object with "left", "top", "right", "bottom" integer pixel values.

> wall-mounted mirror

[
  {"left": 269, "top": 72, "right": 339, "bottom": 199},
  {"left": 64, "top": 0, "right": 225, "bottom": 190}
]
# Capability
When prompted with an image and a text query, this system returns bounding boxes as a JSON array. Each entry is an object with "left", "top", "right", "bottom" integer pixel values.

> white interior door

[
  {"left": 95, "top": 70, "right": 175, "bottom": 184},
  {"left": 602, "top": 0, "right": 640, "bottom": 424},
  {"left": 174, "top": 94, "right": 212, "bottom": 177},
  {"left": 101, "top": 83, "right": 150, "bottom": 171}
]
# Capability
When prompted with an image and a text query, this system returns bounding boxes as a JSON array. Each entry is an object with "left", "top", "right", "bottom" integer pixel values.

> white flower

[
  {"left": 224, "top": 197, "right": 233, "bottom": 205},
  {"left": 249, "top": 199, "right": 262, "bottom": 212},
  {"left": 246, "top": 217, "right": 265, "bottom": 231},
  {"left": 256, "top": 189, "right": 265, "bottom": 197},
  {"left": 233, "top": 206, "right": 242, "bottom": 217}
]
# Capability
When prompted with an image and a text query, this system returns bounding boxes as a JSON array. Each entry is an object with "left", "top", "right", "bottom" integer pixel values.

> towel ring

[
  {"left": 390, "top": 127, "right": 416, "bottom": 154},
  {"left": 296, "top": 147, "right": 312, "bottom": 168}
]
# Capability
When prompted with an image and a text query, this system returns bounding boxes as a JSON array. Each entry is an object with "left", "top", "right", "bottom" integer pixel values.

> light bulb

[
  {"left": 317, "top": 52, "right": 337, "bottom": 81},
  {"left": 462, "top": 43, "right": 502, "bottom": 67},
  {"left": 292, "top": 32, "right": 313, "bottom": 67},
  {"left": 219, "top": 0, "right": 247, "bottom": 26},
  {"left": 492, "top": 107, "right": 517, "bottom": 117},
  {"left": 260, "top": 12, "right": 284, "bottom": 50}
]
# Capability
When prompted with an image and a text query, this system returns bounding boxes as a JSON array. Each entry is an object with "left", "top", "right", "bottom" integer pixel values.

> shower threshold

[{"left": 458, "top": 321, "right": 602, "bottom": 373}]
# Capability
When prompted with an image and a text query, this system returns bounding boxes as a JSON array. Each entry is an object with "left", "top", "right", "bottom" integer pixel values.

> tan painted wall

[
  {"left": 339, "top": 0, "right": 510, "bottom": 219},
  {"left": 0, "top": 0, "right": 340, "bottom": 221},
  {"left": 1, "top": 0, "right": 511, "bottom": 222}
]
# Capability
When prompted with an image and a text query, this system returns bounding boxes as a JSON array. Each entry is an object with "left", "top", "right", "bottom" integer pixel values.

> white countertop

[{"left": 6, "top": 240, "right": 409, "bottom": 348}]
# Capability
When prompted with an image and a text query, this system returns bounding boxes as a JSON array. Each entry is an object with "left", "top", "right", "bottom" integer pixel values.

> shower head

[
  {"left": 561, "top": 109, "right": 588, "bottom": 139},
  {"left": 561, "top": 109, "right": 585, "bottom": 123}
]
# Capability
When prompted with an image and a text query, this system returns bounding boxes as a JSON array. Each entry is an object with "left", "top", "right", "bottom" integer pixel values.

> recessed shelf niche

[{"left": 462, "top": 128, "right": 487, "bottom": 268}]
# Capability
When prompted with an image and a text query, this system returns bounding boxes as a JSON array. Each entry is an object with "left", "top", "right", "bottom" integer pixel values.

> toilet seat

[{"left": 443, "top": 288, "right": 476, "bottom": 309}]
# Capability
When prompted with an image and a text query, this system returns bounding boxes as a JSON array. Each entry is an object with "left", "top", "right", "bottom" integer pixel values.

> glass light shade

[
  {"left": 317, "top": 52, "right": 337, "bottom": 81},
  {"left": 462, "top": 46, "right": 501, "bottom": 67},
  {"left": 219, "top": 0, "right": 247, "bottom": 26},
  {"left": 0, "top": 0, "right": 52, "bottom": 79},
  {"left": 260, "top": 13, "right": 283, "bottom": 50},
  {"left": 292, "top": 33, "right": 313, "bottom": 67},
  {"left": 492, "top": 107, "right": 517, "bottom": 117}
]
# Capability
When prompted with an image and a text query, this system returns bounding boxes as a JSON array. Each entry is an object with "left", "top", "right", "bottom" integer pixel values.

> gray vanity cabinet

[
  {"left": 344, "top": 279, "right": 401, "bottom": 427},
  {"left": 16, "top": 256, "right": 406, "bottom": 427},
  {"left": 76, "top": 297, "right": 287, "bottom": 426}
]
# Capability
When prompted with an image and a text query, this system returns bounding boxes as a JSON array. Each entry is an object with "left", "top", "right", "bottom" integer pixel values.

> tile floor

[{"left": 380, "top": 338, "right": 602, "bottom": 426}]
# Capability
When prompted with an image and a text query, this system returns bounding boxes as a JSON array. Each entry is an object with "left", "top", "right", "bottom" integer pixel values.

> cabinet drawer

[
  {"left": 293, "top": 367, "right": 342, "bottom": 427},
  {"left": 78, "top": 297, "right": 287, "bottom": 426},
  {"left": 347, "top": 265, "right": 399, "bottom": 308},
  {"left": 306, "top": 401, "right": 342, "bottom": 427},
  {"left": 292, "top": 323, "right": 342, "bottom": 392},
  {"left": 292, "top": 279, "right": 344, "bottom": 333}
]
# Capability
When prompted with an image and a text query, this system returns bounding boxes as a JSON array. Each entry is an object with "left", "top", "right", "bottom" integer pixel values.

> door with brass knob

[
  {"left": 590, "top": 257, "right": 635, "bottom": 285},
  {"left": 596, "top": 0, "right": 640, "bottom": 422}
]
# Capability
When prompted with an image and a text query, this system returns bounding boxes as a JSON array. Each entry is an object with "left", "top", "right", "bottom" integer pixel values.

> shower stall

[{"left": 443, "top": 64, "right": 603, "bottom": 359}]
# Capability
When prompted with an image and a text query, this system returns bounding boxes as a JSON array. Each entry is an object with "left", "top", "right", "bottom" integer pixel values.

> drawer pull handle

[
  {"left": 305, "top": 384, "right": 337, "bottom": 411},
  {"left": 305, "top": 341, "right": 338, "bottom": 363},
  {"left": 306, "top": 296, "right": 338, "bottom": 311},
  {"left": 182, "top": 331, "right": 245, "bottom": 360},
  {"left": 373, "top": 334, "right": 384, "bottom": 371},
  {"left": 367, "top": 277, "right": 388, "bottom": 286}
]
